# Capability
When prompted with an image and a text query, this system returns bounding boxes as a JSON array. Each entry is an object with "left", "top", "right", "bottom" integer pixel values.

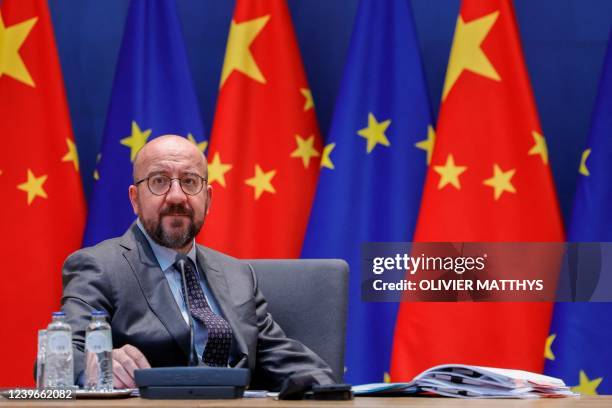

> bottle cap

[
  {"left": 91, "top": 310, "right": 108, "bottom": 316},
  {"left": 52, "top": 311, "right": 65, "bottom": 317}
]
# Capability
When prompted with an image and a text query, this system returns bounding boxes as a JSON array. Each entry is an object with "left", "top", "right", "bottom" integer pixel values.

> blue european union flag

[
  {"left": 545, "top": 33, "right": 612, "bottom": 394},
  {"left": 83, "top": 0, "right": 205, "bottom": 246},
  {"left": 301, "top": 0, "right": 433, "bottom": 384}
]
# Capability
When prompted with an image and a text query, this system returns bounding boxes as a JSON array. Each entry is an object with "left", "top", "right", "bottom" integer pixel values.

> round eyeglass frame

[{"left": 134, "top": 174, "right": 207, "bottom": 196}]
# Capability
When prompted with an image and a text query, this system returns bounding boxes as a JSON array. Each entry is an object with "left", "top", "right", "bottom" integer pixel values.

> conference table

[{"left": 1, "top": 396, "right": 611, "bottom": 407}]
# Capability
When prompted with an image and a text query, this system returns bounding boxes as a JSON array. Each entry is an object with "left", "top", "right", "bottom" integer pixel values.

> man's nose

[{"left": 165, "top": 179, "right": 187, "bottom": 203}]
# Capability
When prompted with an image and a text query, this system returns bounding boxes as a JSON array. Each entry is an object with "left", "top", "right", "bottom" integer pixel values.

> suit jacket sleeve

[
  {"left": 61, "top": 249, "right": 114, "bottom": 383},
  {"left": 246, "top": 263, "right": 336, "bottom": 390}
]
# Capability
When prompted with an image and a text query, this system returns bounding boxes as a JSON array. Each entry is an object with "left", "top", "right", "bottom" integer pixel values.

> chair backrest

[{"left": 246, "top": 259, "right": 348, "bottom": 382}]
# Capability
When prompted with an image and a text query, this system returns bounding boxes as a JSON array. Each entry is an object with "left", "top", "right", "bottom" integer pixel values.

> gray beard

[{"left": 143, "top": 216, "right": 199, "bottom": 250}]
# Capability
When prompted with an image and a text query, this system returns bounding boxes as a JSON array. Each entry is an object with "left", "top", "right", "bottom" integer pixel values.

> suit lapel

[
  {"left": 120, "top": 224, "right": 191, "bottom": 359},
  {"left": 196, "top": 248, "right": 249, "bottom": 366}
]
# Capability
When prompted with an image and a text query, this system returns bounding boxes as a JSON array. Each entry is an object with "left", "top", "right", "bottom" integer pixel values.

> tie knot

[{"left": 174, "top": 254, "right": 196, "bottom": 274}]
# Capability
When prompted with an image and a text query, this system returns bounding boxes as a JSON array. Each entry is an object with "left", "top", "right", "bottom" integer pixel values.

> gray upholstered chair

[{"left": 246, "top": 259, "right": 349, "bottom": 382}]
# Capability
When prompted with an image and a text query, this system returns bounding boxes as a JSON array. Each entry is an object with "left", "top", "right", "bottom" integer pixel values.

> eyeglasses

[{"left": 134, "top": 174, "right": 207, "bottom": 196}]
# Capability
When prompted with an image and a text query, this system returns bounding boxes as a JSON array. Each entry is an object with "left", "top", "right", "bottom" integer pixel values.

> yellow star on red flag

[
  {"left": 220, "top": 15, "right": 270, "bottom": 87},
  {"left": 442, "top": 11, "right": 500, "bottom": 100},
  {"left": 208, "top": 152, "right": 232, "bottom": 187},
  {"left": 528, "top": 131, "right": 548, "bottom": 164},
  {"left": 433, "top": 154, "right": 467, "bottom": 190},
  {"left": 483, "top": 164, "right": 516, "bottom": 200},
  {"left": 0, "top": 12, "right": 37, "bottom": 87},
  {"left": 245, "top": 164, "right": 276, "bottom": 200},
  {"left": 17, "top": 169, "right": 48, "bottom": 205},
  {"left": 62, "top": 138, "right": 79, "bottom": 171},
  {"left": 300, "top": 88, "right": 314, "bottom": 111},
  {"left": 290, "top": 135, "right": 320, "bottom": 168}
]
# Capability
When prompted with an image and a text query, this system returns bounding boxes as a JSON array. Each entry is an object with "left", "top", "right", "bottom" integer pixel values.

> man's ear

[
  {"left": 128, "top": 185, "right": 139, "bottom": 215},
  {"left": 205, "top": 184, "right": 212, "bottom": 216}
]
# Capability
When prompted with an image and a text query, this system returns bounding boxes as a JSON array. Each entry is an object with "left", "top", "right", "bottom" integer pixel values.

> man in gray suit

[{"left": 61, "top": 135, "right": 334, "bottom": 390}]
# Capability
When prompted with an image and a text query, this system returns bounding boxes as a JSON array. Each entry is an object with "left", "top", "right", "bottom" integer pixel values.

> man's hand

[{"left": 111, "top": 344, "right": 151, "bottom": 388}]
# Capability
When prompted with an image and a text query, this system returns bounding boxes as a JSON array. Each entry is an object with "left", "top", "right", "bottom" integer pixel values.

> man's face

[{"left": 128, "top": 137, "right": 211, "bottom": 251}]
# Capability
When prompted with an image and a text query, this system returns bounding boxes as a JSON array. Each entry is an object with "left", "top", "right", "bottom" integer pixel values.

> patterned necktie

[{"left": 176, "top": 257, "right": 233, "bottom": 367}]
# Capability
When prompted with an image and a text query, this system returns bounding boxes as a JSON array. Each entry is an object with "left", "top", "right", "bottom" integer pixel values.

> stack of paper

[{"left": 353, "top": 364, "right": 577, "bottom": 399}]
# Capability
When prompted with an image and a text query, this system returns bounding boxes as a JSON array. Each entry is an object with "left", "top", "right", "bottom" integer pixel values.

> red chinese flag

[
  {"left": 0, "top": 0, "right": 86, "bottom": 386},
  {"left": 200, "top": 0, "right": 321, "bottom": 258},
  {"left": 391, "top": 0, "right": 564, "bottom": 380}
]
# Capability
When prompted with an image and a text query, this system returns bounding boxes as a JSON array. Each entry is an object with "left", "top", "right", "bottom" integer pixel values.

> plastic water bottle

[
  {"left": 36, "top": 330, "right": 47, "bottom": 389},
  {"left": 85, "top": 311, "right": 113, "bottom": 391},
  {"left": 44, "top": 312, "right": 74, "bottom": 388}
]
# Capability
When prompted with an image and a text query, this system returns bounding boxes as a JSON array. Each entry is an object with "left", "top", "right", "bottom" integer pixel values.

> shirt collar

[{"left": 136, "top": 219, "right": 197, "bottom": 272}]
